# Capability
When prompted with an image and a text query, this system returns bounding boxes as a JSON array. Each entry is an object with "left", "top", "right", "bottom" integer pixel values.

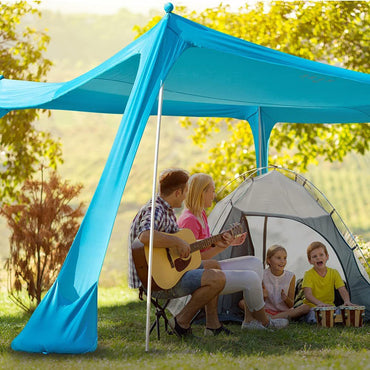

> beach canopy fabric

[{"left": 1, "top": 4, "right": 370, "bottom": 353}]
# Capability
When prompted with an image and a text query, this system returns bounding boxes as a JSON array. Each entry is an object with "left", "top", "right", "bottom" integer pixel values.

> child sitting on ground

[
  {"left": 263, "top": 245, "right": 310, "bottom": 320},
  {"left": 302, "top": 241, "right": 356, "bottom": 322}
]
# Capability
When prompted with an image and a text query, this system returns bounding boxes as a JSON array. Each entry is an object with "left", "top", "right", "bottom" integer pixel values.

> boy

[{"left": 302, "top": 241, "right": 355, "bottom": 321}]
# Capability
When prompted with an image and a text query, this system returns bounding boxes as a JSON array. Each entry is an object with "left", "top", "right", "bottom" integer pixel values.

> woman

[{"left": 178, "top": 173, "right": 289, "bottom": 331}]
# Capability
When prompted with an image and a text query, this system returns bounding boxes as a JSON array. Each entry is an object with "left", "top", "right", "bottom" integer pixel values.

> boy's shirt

[{"left": 302, "top": 267, "right": 344, "bottom": 307}]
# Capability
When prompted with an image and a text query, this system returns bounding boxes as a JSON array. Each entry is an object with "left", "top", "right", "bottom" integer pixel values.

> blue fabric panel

[
  {"left": 0, "top": 109, "right": 8, "bottom": 118},
  {"left": 12, "top": 282, "right": 98, "bottom": 353},
  {"left": 248, "top": 109, "right": 275, "bottom": 169},
  {"left": 1, "top": 14, "right": 369, "bottom": 123},
  {"left": 11, "top": 12, "right": 192, "bottom": 354}
]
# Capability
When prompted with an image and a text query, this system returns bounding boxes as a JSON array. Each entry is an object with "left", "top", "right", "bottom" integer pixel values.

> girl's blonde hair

[
  {"left": 266, "top": 244, "right": 287, "bottom": 266},
  {"left": 185, "top": 173, "right": 213, "bottom": 217}
]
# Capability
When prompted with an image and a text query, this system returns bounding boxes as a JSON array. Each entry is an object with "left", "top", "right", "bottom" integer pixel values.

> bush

[{"left": 1, "top": 169, "right": 84, "bottom": 312}]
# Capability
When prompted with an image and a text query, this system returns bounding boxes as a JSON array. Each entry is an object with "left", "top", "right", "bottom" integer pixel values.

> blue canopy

[{"left": 2, "top": 5, "right": 370, "bottom": 353}]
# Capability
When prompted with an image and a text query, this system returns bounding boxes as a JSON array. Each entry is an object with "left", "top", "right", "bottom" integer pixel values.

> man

[{"left": 128, "top": 168, "right": 228, "bottom": 337}]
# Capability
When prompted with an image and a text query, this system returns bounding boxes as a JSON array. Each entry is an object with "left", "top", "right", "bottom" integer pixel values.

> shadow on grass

[{"left": 2, "top": 299, "right": 369, "bottom": 362}]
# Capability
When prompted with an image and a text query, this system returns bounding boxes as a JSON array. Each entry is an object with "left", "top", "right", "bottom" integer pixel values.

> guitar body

[{"left": 132, "top": 229, "right": 202, "bottom": 291}]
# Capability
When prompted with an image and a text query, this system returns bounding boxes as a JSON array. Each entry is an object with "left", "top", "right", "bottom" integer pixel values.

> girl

[
  {"left": 178, "top": 173, "right": 289, "bottom": 331},
  {"left": 263, "top": 245, "right": 310, "bottom": 320}
]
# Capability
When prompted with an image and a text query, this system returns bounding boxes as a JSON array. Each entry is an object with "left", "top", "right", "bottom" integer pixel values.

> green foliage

[
  {"left": 307, "top": 153, "right": 370, "bottom": 240},
  {"left": 355, "top": 237, "right": 370, "bottom": 276},
  {"left": 0, "top": 0, "right": 62, "bottom": 203},
  {"left": 136, "top": 1, "right": 370, "bottom": 187},
  {"left": 0, "top": 286, "right": 369, "bottom": 368},
  {"left": 1, "top": 168, "right": 84, "bottom": 312}
]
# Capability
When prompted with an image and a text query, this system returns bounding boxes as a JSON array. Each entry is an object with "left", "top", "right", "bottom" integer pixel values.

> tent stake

[{"left": 145, "top": 83, "right": 164, "bottom": 352}]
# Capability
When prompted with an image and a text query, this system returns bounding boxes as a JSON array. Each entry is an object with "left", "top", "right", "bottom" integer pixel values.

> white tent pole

[
  {"left": 145, "top": 83, "right": 164, "bottom": 352},
  {"left": 258, "top": 106, "right": 262, "bottom": 176}
]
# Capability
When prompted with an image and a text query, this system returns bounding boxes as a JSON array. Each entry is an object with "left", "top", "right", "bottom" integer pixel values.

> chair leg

[
  {"left": 156, "top": 308, "right": 161, "bottom": 339},
  {"left": 149, "top": 298, "right": 171, "bottom": 340},
  {"left": 149, "top": 316, "right": 159, "bottom": 339}
]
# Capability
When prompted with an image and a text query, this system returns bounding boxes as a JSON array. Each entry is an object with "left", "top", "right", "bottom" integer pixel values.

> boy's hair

[
  {"left": 266, "top": 244, "right": 287, "bottom": 266},
  {"left": 159, "top": 169, "right": 189, "bottom": 197},
  {"left": 307, "top": 241, "right": 328, "bottom": 260},
  {"left": 185, "top": 173, "right": 213, "bottom": 217}
]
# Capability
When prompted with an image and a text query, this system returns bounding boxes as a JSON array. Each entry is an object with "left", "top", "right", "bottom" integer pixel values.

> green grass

[{"left": 1, "top": 286, "right": 369, "bottom": 369}]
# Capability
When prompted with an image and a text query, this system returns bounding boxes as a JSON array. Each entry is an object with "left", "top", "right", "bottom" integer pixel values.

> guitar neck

[{"left": 190, "top": 233, "right": 223, "bottom": 253}]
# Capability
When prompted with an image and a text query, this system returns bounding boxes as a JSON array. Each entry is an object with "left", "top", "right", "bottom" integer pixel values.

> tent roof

[
  {"left": 1, "top": 10, "right": 370, "bottom": 124},
  {"left": 218, "top": 170, "right": 328, "bottom": 218}
]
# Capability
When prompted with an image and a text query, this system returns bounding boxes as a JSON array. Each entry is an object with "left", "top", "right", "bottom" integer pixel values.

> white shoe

[
  {"left": 241, "top": 318, "right": 289, "bottom": 330},
  {"left": 241, "top": 320, "right": 266, "bottom": 330},
  {"left": 267, "top": 318, "right": 289, "bottom": 329}
]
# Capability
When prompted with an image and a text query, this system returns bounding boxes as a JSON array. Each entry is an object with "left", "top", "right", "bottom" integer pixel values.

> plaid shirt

[{"left": 128, "top": 195, "right": 179, "bottom": 289}]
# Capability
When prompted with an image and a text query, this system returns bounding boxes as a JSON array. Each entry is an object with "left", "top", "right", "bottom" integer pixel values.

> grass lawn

[{"left": 1, "top": 286, "right": 369, "bottom": 369}]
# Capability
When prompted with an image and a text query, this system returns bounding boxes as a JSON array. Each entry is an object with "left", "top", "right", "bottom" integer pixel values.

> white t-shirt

[{"left": 263, "top": 268, "right": 295, "bottom": 313}]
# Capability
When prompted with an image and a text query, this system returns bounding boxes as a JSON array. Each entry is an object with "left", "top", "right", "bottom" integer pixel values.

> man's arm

[
  {"left": 138, "top": 229, "right": 190, "bottom": 258},
  {"left": 200, "top": 231, "right": 235, "bottom": 260}
]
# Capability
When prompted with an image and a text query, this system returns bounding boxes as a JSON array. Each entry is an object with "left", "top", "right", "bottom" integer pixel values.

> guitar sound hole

[{"left": 174, "top": 258, "right": 191, "bottom": 272}]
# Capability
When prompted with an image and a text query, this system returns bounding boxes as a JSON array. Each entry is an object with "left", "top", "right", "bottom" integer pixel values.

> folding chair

[
  {"left": 139, "top": 288, "right": 202, "bottom": 339},
  {"left": 138, "top": 286, "right": 172, "bottom": 340}
]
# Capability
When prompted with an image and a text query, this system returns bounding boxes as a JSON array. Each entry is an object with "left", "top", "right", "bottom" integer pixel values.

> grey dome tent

[{"left": 208, "top": 167, "right": 370, "bottom": 321}]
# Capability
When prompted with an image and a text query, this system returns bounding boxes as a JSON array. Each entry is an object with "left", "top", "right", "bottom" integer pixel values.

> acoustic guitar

[{"left": 132, "top": 223, "right": 243, "bottom": 291}]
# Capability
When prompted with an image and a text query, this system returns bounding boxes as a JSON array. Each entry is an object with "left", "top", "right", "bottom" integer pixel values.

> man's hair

[
  {"left": 266, "top": 244, "right": 287, "bottom": 266},
  {"left": 159, "top": 168, "right": 189, "bottom": 197},
  {"left": 307, "top": 241, "right": 328, "bottom": 259},
  {"left": 185, "top": 173, "right": 213, "bottom": 217}
]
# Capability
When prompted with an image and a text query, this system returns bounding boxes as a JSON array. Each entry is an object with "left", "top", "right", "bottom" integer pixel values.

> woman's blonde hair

[
  {"left": 185, "top": 173, "right": 213, "bottom": 217},
  {"left": 266, "top": 244, "right": 287, "bottom": 266}
]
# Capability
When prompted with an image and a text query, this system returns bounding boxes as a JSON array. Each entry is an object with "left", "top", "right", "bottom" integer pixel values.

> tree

[
  {"left": 1, "top": 168, "right": 84, "bottom": 312},
  {"left": 135, "top": 1, "right": 370, "bottom": 191},
  {"left": 0, "top": 0, "right": 62, "bottom": 203}
]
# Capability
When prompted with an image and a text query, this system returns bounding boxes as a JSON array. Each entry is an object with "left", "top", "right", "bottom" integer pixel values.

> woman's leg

[
  {"left": 219, "top": 256, "right": 265, "bottom": 322},
  {"left": 219, "top": 256, "right": 263, "bottom": 280},
  {"left": 220, "top": 269, "right": 269, "bottom": 325}
]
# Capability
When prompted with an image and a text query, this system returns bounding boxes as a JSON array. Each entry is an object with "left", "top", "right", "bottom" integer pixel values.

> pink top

[{"left": 178, "top": 209, "right": 211, "bottom": 252}]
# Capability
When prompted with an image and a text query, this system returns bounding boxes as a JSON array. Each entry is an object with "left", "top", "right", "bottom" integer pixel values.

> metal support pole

[
  {"left": 145, "top": 83, "right": 164, "bottom": 352},
  {"left": 258, "top": 106, "right": 262, "bottom": 176}
]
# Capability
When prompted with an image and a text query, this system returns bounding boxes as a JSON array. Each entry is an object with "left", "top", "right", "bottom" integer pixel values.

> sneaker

[
  {"left": 168, "top": 317, "right": 193, "bottom": 338},
  {"left": 266, "top": 318, "right": 289, "bottom": 329},
  {"left": 241, "top": 318, "right": 289, "bottom": 330},
  {"left": 241, "top": 320, "right": 266, "bottom": 330},
  {"left": 204, "top": 325, "right": 233, "bottom": 336}
]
